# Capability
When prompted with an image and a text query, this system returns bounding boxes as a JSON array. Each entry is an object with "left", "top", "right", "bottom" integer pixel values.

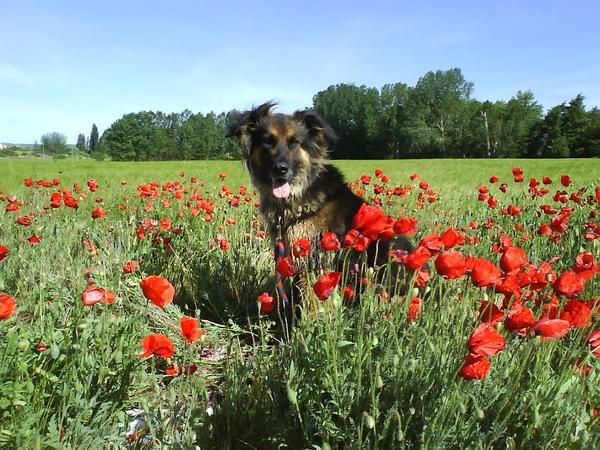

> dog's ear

[
  {"left": 226, "top": 102, "right": 277, "bottom": 153},
  {"left": 292, "top": 110, "right": 337, "bottom": 147}
]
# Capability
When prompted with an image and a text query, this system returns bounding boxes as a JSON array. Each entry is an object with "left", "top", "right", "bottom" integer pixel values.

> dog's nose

[{"left": 275, "top": 161, "right": 290, "bottom": 175}]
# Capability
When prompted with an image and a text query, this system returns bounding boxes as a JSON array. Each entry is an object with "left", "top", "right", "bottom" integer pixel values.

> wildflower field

[{"left": 0, "top": 158, "right": 599, "bottom": 449}]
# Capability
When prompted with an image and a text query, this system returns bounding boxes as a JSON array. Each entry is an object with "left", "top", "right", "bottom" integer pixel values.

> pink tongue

[{"left": 273, "top": 181, "right": 291, "bottom": 199}]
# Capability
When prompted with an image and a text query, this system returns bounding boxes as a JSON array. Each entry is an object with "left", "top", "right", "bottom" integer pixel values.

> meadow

[{"left": 0, "top": 158, "right": 598, "bottom": 449}]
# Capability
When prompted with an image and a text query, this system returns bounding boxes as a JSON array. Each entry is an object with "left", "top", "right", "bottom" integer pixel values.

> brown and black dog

[{"left": 226, "top": 102, "right": 413, "bottom": 301}]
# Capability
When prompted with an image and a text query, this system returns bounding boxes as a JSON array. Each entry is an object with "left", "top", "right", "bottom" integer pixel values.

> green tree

[
  {"left": 409, "top": 68, "right": 474, "bottom": 156},
  {"left": 76, "top": 133, "right": 86, "bottom": 152},
  {"left": 40, "top": 132, "right": 68, "bottom": 154},
  {"left": 580, "top": 107, "right": 600, "bottom": 157},
  {"left": 500, "top": 91, "right": 543, "bottom": 157},
  {"left": 378, "top": 83, "right": 412, "bottom": 158},
  {"left": 89, "top": 124, "right": 99, "bottom": 154},
  {"left": 313, "top": 84, "right": 382, "bottom": 159},
  {"left": 562, "top": 94, "right": 589, "bottom": 157},
  {"left": 528, "top": 104, "right": 570, "bottom": 157}
]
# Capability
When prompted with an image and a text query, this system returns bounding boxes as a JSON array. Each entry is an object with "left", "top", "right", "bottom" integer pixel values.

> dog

[{"left": 226, "top": 102, "right": 414, "bottom": 302}]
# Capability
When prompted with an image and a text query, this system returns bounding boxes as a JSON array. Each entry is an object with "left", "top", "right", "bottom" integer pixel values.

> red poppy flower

[
  {"left": 343, "top": 286, "right": 355, "bottom": 300},
  {"left": 504, "top": 303, "right": 535, "bottom": 331},
  {"left": 87, "top": 179, "right": 99, "bottom": 192},
  {"left": 5, "top": 202, "right": 20, "bottom": 213},
  {"left": 24, "top": 178, "right": 33, "bottom": 186},
  {"left": 572, "top": 252, "right": 599, "bottom": 282},
  {"left": 415, "top": 268, "right": 430, "bottom": 288},
  {"left": 553, "top": 271, "right": 585, "bottom": 297},
  {"left": 159, "top": 217, "right": 171, "bottom": 231},
  {"left": 352, "top": 203, "right": 394, "bottom": 241},
  {"left": 292, "top": 238, "right": 311, "bottom": 257},
  {"left": 440, "top": 228, "right": 464, "bottom": 249},
  {"left": 27, "top": 235, "right": 43, "bottom": 245},
  {"left": 489, "top": 176, "right": 499, "bottom": 183},
  {"left": 81, "top": 285, "right": 108, "bottom": 306},
  {"left": 506, "top": 205, "right": 522, "bottom": 216},
  {"left": 165, "top": 364, "right": 180, "bottom": 376},
  {"left": 560, "top": 175, "right": 571, "bottom": 187},
  {"left": 494, "top": 272, "right": 522, "bottom": 297},
  {"left": 435, "top": 251, "right": 467, "bottom": 279},
  {"left": 404, "top": 246, "right": 432, "bottom": 270},
  {"left": 538, "top": 224, "right": 551, "bottom": 235},
  {"left": 139, "top": 334, "right": 174, "bottom": 358},
  {"left": 64, "top": 196, "right": 79, "bottom": 209},
  {"left": 91, "top": 207, "right": 106, "bottom": 219},
  {"left": 105, "top": 290, "right": 116, "bottom": 305},
  {"left": 219, "top": 238, "right": 230, "bottom": 251},
  {"left": 588, "top": 330, "right": 600, "bottom": 357},
  {"left": 479, "top": 301, "right": 504, "bottom": 326},
  {"left": 276, "top": 256, "right": 295, "bottom": 278},
  {"left": 533, "top": 319, "right": 570, "bottom": 339},
  {"left": 257, "top": 292, "right": 276, "bottom": 313},
  {"left": 123, "top": 260, "right": 138, "bottom": 273},
  {"left": 16, "top": 216, "right": 32, "bottom": 226},
  {"left": 50, "top": 192, "right": 62, "bottom": 208},
  {"left": 393, "top": 216, "right": 418, "bottom": 236},
  {"left": 467, "top": 323, "right": 506, "bottom": 356},
  {"left": 0, "top": 245, "right": 8, "bottom": 262},
  {"left": 542, "top": 176, "right": 552, "bottom": 185},
  {"left": 500, "top": 246, "right": 527, "bottom": 273},
  {"left": 407, "top": 297, "right": 422, "bottom": 322},
  {"left": 321, "top": 231, "right": 341, "bottom": 251},
  {"left": 141, "top": 275, "right": 175, "bottom": 308},
  {"left": 343, "top": 229, "right": 371, "bottom": 252},
  {"left": 0, "top": 293, "right": 16, "bottom": 320},
  {"left": 470, "top": 258, "right": 502, "bottom": 287},
  {"left": 418, "top": 233, "right": 442, "bottom": 252},
  {"left": 559, "top": 300, "right": 592, "bottom": 329},
  {"left": 313, "top": 272, "right": 342, "bottom": 301},
  {"left": 458, "top": 353, "right": 491, "bottom": 381},
  {"left": 180, "top": 316, "right": 204, "bottom": 343}
]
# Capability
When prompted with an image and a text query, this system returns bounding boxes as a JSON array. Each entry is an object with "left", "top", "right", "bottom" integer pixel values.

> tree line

[
  {"left": 313, "top": 69, "right": 599, "bottom": 159},
  {"left": 47, "top": 68, "right": 600, "bottom": 160}
]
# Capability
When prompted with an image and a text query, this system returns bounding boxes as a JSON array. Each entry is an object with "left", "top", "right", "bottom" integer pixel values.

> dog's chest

[{"left": 279, "top": 200, "right": 347, "bottom": 247}]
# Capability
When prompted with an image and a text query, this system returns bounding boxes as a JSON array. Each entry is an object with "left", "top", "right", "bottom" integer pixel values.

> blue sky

[{"left": 1, "top": 0, "right": 599, "bottom": 144}]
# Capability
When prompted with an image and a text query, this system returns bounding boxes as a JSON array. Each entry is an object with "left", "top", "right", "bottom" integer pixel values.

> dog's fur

[{"left": 226, "top": 102, "right": 413, "bottom": 299}]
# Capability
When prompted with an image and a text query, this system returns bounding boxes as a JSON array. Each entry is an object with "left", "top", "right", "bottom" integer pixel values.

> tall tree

[
  {"left": 76, "top": 133, "right": 86, "bottom": 152},
  {"left": 313, "top": 84, "right": 382, "bottom": 158},
  {"left": 409, "top": 68, "right": 474, "bottom": 156},
  {"left": 528, "top": 104, "right": 570, "bottom": 157},
  {"left": 378, "top": 83, "right": 411, "bottom": 158},
  {"left": 89, "top": 124, "right": 99, "bottom": 153},
  {"left": 500, "top": 91, "right": 543, "bottom": 157},
  {"left": 562, "top": 94, "right": 589, "bottom": 157}
]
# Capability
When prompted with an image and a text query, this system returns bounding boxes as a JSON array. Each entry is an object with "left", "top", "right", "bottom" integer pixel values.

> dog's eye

[
  {"left": 288, "top": 137, "right": 300, "bottom": 147},
  {"left": 261, "top": 134, "right": 276, "bottom": 147}
]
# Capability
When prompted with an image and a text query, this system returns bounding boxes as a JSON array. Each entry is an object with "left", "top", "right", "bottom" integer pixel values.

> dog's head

[{"left": 226, "top": 102, "right": 336, "bottom": 200}]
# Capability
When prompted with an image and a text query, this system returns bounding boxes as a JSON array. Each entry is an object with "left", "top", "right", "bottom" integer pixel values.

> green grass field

[{"left": 0, "top": 158, "right": 599, "bottom": 449}]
